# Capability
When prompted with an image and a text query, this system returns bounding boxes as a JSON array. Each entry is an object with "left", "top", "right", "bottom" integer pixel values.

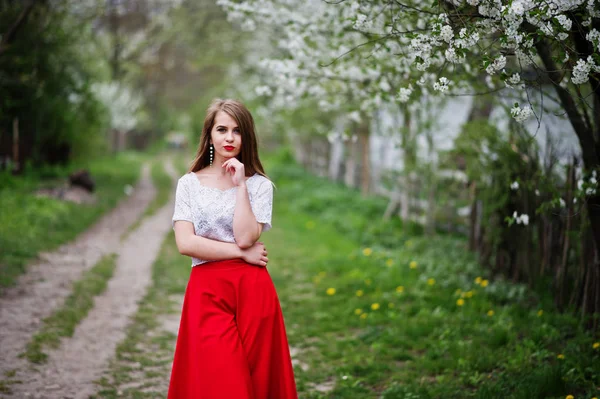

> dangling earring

[{"left": 209, "top": 144, "right": 214, "bottom": 166}]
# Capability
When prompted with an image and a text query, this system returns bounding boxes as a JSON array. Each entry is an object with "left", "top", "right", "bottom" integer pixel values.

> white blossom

[
  {"left": 440, "top": 25, "right": 454, "bottom": 43},
  {"left": 397, "top": 86, "right": 413, "bottom": 103},
  {"left": 511, "top": 181, "right": 519, "bottom": 190},
  {"left": 572, "top": 58, "right": 592, "bottom": 84},
  {"left": 510, "top": 104, "right": 533, "bottom": 123},
  {"left": 433, "top": 77, "right": 450, "bottom": 92},
  {"left": 559, "top": 198, "right": 566, "bottom": 207},
  {"left": 587, "top": 28, "right": 600, "bottom": 51}
]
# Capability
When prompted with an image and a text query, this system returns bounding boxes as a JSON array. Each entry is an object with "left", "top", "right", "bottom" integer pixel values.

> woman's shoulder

[
  {"left": 177, "top": 172, "right": 194, "bottom": 185},
  {"left": 249, "top": 173, "right": 273, "bottom": 187},
  {"left": 180, "top": 171, "right": 195, "bottom": 180}
]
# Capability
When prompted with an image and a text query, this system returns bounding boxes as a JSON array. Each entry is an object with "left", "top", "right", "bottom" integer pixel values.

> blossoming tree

[{"left": 218, "top": 0, "right": 600, "bottom": 316}]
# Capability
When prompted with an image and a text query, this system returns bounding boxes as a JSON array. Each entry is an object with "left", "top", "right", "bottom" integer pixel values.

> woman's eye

[{"left": 217, "top": 128, "right": 226, "bottom": 132}]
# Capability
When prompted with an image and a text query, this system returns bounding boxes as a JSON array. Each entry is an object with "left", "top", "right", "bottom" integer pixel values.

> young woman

[{"left": 168, "top": 99, "right": 297, "bottom": 398}]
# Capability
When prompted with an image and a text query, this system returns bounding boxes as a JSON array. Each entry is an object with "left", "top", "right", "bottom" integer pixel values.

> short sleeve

[
  {"left": 250, "top": 178, "right": 274, "bottom": 232},
  {"left": 172, "top": 176, "right": 193, "bottom": 228}
]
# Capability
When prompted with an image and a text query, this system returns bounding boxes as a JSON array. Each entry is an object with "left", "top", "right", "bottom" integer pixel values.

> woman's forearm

[
  {"left": 179, "top": 234, "right": 243, "bottom": 261},
  {"left": 232, "top": 183, "right": 260, "bottom": 248}
]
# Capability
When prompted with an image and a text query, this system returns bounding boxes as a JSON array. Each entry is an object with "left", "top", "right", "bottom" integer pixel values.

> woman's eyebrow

[{"left": 215, "top": 124, "right": 239, "bottom": 129}]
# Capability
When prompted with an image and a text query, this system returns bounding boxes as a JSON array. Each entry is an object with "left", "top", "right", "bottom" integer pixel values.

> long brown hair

[{"left": 189, "top": 99, "right": 267, "bottom": 178}]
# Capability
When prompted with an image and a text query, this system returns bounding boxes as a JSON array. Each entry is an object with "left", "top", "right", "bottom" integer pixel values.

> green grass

[
  {"left": 23, "top": 253, "right": 117, "bottom": 364},
  {"left": 262, "top": 151, "right": 600, "bottom": 399},
  {"left": 121, "top": 157, "right": 175, "bottom": 240},
  {"left": 96, "top": 150, "right": 599, "bottom": 398},
  {"left": 0, "top": 152, "right": 145, "bottom": 292}
]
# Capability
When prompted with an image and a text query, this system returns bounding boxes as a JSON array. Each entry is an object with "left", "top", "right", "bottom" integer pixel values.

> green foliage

[{"left": 0, "top": 2, "right": 109, "bottom": 165}]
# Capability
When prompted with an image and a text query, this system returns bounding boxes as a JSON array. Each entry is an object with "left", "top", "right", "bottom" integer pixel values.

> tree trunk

[
  {"left": 12, "top": 118, "right": 19, "bottom": 173},
  {"left": 109, "top": 0, "right": 121, "bottom": 80},
  {"left": 344, "top": 138, "right": 357, "bottom": 188},
  {"left": 358, "top": 118, "right": 371, "bottom": 196},
  {"left": 535, "top": 34, "right": 600, "bottom": 318}
]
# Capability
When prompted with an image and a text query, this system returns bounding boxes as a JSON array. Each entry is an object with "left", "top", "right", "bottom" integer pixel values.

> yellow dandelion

[
  {"left": 475, "top": 277, "right": 482, "bottom": 285},
  {"left": 405, "top": 240, "right": 413, "bottom": 248},
  {"left": 465, "top": 291, "right": 474, "bottom": 298},
  {"left": 409, "top": 261, "right": 418, "bottom": 269},
  {"left": 456, "top": 298, "right": 465, "bottom": 306},
  {"left": 362, "top": 248, "right": 373, "bottom": 256},
  {"left": 537, "top": 309, "right": 544, "bottom": 317},
  {"left": 371, "top": 303, "right": 380, "bottom": 311},
  {"left": 326, "top": 288, "right": 336, "bottom": 296},
  {"left": 557, "top": 354, "right": 565, "bottom": 360},
  {"left": 364, "top": 278, "right": 372, "bottom": 286},
  {"left": 306, "top": 220, "right": 316, "bottom": 229},
  {"left": 396, "top": 286, "right": 404, "bottom": 293},
  {"left": 481, "top": 279, "right": 489, "bottom": 287},
  {"left": 354, "top": 308, "right": 363, "bottom": 315},
  {"left": 565, "top": 395, "right": 574, "bottom": 399},
  {"left": 455, "top": 288, "right": 462, "bottom": 295},
  {"left": 592, "top": 342, "right": 599, "bottom": 349},
  {"left": 313, "top": 276, "right": 321, "bottom": 284},
  {"left": 318, "top": 271, "right": 327, "bottom": 278},
  {"left": 356, "top": 289, "right": 364, "bottom": 297},
  {"left": 487, "top": 310, "right": 494, "bottom": 317},
  {"left": 360, "top": 313, "right": 368, "bottom": 319},
  {"left": 427, "top": 278, "right": 436, "bottom": 286},
  {"left": 388, "top": 303, "right": 395, "bottom": 308},
  {"left": 386, "top": 258, "right": 394, "bottom": 267}
]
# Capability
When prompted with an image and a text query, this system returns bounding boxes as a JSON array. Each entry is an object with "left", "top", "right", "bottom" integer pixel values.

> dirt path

[{"left": 0, "top": 160, "right": 178, "bottom": 398}]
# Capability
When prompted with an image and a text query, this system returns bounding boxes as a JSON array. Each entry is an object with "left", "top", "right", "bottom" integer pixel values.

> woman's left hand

[{"left": 222, "top": 158, "right": 246, "bottom": 187}]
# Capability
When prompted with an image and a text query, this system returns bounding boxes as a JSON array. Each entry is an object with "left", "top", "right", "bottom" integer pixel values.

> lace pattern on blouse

[{"left": 172, "top": 172, "right": 273, "bottom": 266}]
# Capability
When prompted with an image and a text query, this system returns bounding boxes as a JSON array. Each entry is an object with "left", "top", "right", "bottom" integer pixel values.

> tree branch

[{"left": 0, "top": 0, "right": 39, "bottom": 56}]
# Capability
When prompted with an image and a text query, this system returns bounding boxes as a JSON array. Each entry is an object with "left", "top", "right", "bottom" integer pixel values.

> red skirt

[{"left": 167, "top": 259, "right": 298, "bottom": 399}]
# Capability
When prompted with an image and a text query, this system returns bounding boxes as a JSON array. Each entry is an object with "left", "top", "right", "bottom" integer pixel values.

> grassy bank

[
  {"left": 0, "top": 152, "right": 145, "bottom": 291},
  {"left": 264, "top": 151, "right": 599, "bottom": 398}
]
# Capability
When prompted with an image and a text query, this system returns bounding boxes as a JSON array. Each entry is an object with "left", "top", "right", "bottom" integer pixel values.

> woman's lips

[{"left": 224, "top": 146, "right": 235, "bottom": 151}]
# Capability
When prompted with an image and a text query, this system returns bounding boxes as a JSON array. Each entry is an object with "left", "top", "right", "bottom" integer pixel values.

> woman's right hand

[{"left": 241, "top": 241, "right": 269, "bottom": 267}]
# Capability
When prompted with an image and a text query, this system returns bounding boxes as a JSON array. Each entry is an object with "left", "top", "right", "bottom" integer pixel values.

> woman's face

[{"left": 210, "top": 111, "right": 242, "bottom": 164}]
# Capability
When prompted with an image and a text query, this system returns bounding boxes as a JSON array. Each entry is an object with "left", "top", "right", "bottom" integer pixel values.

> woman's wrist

[{"left": 236, "top": 245, "right": 245, "bottom": 259}]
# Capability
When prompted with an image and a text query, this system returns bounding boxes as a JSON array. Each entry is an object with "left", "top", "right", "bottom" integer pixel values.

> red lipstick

[{"left": 224, "top": 146, "right": 235, "bottom": 151}]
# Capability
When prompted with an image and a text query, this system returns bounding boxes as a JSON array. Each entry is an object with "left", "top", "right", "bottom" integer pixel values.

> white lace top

[{"left": 172, "top": 172, "right": 274, "bottom": 266}]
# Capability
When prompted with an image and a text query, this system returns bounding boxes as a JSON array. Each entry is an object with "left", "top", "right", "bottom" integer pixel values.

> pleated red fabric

[{"left": 167, "top": 259, "right": 298, "bottom": 399}]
